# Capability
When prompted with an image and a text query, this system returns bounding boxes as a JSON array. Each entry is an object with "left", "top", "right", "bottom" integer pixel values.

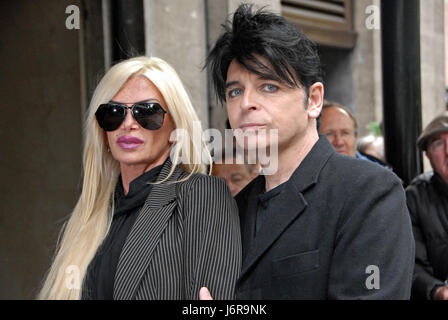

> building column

[
  {"left": 352, "top": 0, "right": 383, "bottom": 138},
  {"left": 420, "top": 0, "right": 446, "bottom": 172},
  {"left": 143, "top": 0, "right": 209, "bottom": 127}
]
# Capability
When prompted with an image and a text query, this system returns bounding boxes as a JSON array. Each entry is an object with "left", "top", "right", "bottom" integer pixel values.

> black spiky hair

[{"left": 206, "top": 3, "right": 323, "bottom": 104}]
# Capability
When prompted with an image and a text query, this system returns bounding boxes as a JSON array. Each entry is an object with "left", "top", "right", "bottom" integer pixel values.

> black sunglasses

[{"left": 95, "top": 102, "right": 168, "bottom": 131}]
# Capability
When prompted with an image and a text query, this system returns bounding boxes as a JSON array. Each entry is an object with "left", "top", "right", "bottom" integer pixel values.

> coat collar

[
  {"left": 432, "top": 171, "right": 448, "bottom": 197},
  {"left": 239, "top": 135, "right": 335, "bottom": 279},
  {"left": 113, "top": 157, "right": 185, "bottom": 299},
  {"left": 288, "top": 135, "right": 334, "bottom": 193}
]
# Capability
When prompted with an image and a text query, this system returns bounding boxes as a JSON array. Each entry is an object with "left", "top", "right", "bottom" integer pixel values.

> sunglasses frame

[{"left": 95, "top": 102, "right": 169, "bottom": 132}]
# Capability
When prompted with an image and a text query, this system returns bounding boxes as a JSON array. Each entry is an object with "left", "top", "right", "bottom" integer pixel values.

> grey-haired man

[{"left": 407, "top": 111, "right": 448, "bottom": 300}]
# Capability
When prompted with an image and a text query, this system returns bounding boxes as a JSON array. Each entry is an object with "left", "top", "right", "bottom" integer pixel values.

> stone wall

[
  {"left": 0, "top": 0, "right": 83, "bottom": 299},
  {"left": 421, "top": 0, "right": 446, "bottom": 171}
]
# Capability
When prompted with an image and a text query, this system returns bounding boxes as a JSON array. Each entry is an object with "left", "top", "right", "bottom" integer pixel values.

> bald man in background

[
  {"left": 212, "top": 154, "right": 259, "bottom": 196},
  {"left": 319, "top": 102, "right": 366, "bottom": 159}
]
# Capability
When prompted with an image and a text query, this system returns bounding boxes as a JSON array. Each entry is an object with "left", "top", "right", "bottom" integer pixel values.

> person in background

[
  {"left": 357, "top": 135, "right": 384, "bottom": 160},
  {"left": 212, "top": 149, "right": 259, "bottom": 196},
  {"left": 406, "top": 111, "right": 448, "bottom": 300},
  {"left": 357, "top": 135, "right": 389, "bottom": 167},
  {"left": 320, "top": 102, "right": 390, "bottom": 168},
  {"left": 38, "top": 56, "right": 241, "bottom": 300},
  {"left": 319, "top": 102, "right": 359, "bottom": 158}
]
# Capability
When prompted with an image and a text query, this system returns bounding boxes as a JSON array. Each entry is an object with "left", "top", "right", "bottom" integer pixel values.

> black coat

[
  {"left": 406, "top": 172, "right": 448, "bottom": 300},
  {"left": 235, "top": 136, "right": 415, "bottom": 299}
]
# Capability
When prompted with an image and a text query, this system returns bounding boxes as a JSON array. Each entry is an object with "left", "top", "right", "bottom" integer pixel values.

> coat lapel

[
  {"left": 239, "top": 177, "right": 264, "bottom": 261},
  {"left": 113, "top": 159, "right": 184, "bottom": 300},
  {"left": 239, "top": 136, "right": 335, "bottom": 280},
  {"left": 239, "top": 181, "right": 308, "bottom": 279}
]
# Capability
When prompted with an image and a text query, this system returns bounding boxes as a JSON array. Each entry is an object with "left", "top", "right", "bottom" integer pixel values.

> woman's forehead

[{"left": 112, "top": 76, "right": 166, "bottom": 105}]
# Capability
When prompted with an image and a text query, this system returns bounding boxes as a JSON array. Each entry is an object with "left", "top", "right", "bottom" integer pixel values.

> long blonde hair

[{"left": 38, "top": 56, "right": 211, "bottom": 299}]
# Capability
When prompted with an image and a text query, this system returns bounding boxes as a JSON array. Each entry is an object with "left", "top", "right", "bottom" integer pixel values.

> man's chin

[{"left": 440, "top": 170, "right": 448, "bottom": 185}]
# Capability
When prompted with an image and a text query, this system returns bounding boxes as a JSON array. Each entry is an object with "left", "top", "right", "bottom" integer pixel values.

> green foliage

[{"left": 367, "top": 122, "right": 382, "bottom": 137}]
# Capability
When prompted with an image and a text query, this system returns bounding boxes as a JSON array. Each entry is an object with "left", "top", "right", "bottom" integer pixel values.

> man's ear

[{"left": 307, "top": 82, "right": 324, "bottom": 119}]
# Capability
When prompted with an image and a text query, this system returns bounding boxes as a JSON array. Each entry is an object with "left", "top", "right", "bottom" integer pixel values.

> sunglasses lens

[
  {"left": 133, "top": 103, "right": 166, "bottom": 130},
  {"left": 95, "top": 104, "right": 125, "bottom": 131}
]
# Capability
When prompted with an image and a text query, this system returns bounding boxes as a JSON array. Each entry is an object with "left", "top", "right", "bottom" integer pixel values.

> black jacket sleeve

[
  {"left": 328, "top": 169, "right": 415, "bottom": 299},
  {"left": 406, "top": 185, "right": 445, "bottom": 299}
]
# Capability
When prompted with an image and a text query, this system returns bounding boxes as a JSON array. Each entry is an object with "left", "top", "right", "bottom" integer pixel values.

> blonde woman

[{"left": 38, "top": 56, "right": 241, "bottom": 300}]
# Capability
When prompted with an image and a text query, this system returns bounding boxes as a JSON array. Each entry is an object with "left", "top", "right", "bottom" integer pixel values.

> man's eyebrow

[
  {"left": 257, "top": 74, "right": 279, "bottom": 82},
  {"left": 429, "top": 137, "right": 443, "bottom": 144},
  {"left": 225, "top": 75, "right": 279, "bottom": 88},
  {"left": 231, "top": 172, "right": 243, "bottom": 178},
  {"left": 225, "top": 81, "right": 240, "bottom": 89}
]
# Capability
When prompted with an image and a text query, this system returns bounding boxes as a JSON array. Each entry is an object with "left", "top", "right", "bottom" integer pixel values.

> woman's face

[{"left": 105, "top": 75, "right": 175, "bottom": 172}]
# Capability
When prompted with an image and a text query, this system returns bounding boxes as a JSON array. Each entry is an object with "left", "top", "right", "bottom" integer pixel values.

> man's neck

[{"left": 263, "top": 130, "right": 319, "bottom": 192}]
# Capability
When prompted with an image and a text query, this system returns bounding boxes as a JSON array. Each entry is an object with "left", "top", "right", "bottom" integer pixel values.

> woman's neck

[{"left": 120, "top": 155, "right": 168, "bottom": 195}]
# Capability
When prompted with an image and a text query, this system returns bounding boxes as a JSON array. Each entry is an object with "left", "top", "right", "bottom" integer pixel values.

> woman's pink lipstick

[{"left": 116, "top": 136, "right": 143, "bottom": 150}]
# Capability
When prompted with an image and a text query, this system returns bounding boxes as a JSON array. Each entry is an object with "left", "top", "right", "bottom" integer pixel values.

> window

[{"left": 281, "top": 0, "right": 357, "bottom": 48}]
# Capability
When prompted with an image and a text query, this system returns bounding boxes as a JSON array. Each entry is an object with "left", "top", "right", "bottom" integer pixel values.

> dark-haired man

[{"left": 201, "top": 4, "right": 414, "bottom": 300}]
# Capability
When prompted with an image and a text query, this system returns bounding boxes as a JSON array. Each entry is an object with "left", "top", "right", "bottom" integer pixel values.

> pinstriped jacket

[{"left": 111, "top": 158, "right": 241, "bottom": 300}]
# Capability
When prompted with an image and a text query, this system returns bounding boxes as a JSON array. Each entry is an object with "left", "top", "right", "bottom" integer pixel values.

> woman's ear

[
  {"left": 168, "top": 129, "right": 177, "bottom": 145},
  {"left": 307, "top": 82, "right": 324, "bottom": 119}
]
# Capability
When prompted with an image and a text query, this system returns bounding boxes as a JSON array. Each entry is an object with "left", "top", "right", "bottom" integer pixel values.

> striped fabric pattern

[{"left": 113, "top": 159, "right": 241, "bottom": 300}]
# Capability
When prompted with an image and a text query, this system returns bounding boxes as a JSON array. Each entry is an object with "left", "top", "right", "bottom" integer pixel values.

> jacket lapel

[
  {"left": 239, "top": 181, "right": 308, "bottom": 279},
  {"left": 239, "top": 176, "right": 264, "bottom": 261},
  {"left": 239, "top": 136, "right": 335, "bottom": 280},
  {"left": 113, "top": 158, "right": 184, "bottom": 300}
]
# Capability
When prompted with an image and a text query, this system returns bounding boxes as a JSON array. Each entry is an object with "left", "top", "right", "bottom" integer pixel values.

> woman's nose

[{"left": 121, "top": 107, "right": 138, "bottom": 130}]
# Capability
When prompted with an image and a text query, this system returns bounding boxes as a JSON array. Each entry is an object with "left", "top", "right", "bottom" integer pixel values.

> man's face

[
  {"left": 319, "top": 106, "right": 357, "bottom": 158},
  {"left": 426, "top": 132, "right": 448, "bottom": 184},
  {"left": 212, "top": 161, "right": 258, "bottom": 196},
  {"left": 225, "top": 57, "right": 322, "bottom": 155}
]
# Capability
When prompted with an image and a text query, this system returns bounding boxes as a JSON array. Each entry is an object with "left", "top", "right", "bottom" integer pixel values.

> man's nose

[
  {"left": 333, "top": 133, "right": 344, "bottom": 146},
  {"left": 241, "top": 88, "right": 259, "bottom": 112},
  {"left": 444, "top": 136, "right": 448, "bottom": 155}
]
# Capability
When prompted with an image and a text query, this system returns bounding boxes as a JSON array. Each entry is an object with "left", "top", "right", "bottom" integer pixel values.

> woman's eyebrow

[{"left": 109, "top": 98, "right": 160, "bottom": 104}]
